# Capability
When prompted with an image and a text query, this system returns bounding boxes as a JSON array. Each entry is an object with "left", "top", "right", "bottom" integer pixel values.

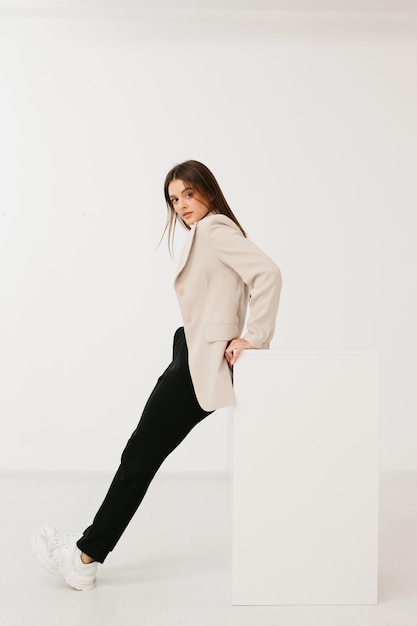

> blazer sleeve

[{"left": 205, "top": 218, "right": 283, "bottom": 349}]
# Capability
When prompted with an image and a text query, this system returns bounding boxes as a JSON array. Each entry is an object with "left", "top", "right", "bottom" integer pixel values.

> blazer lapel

[{"left": 174, "top": 222, "right": 197, "bottom": 281}]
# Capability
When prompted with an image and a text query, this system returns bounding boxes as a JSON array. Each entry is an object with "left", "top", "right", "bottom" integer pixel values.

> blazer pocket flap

[{"left": 203, "top": 323, "right": 239, "bottom": 343}]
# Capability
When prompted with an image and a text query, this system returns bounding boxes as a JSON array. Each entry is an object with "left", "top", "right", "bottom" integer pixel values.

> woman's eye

[{"left": 185, "top": 192, "right": 193, "bottom": 198}]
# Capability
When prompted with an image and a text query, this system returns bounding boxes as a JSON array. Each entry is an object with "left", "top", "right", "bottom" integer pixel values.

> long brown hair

[{"left": 162, "top": 160, "right": 247, "bottom": 256}]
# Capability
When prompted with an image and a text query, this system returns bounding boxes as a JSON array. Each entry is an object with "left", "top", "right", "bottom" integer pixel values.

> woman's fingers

[
  {"left": 224, "top": 338, "right": 253, "bottom": 367},
  {"left": 224, "top": 346, "right": 237, "bottom": 367}
]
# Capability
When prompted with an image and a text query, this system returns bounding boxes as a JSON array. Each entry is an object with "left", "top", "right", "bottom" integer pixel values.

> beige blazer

[{"left": 174, "top": 213, "right": 282, "bottom": 412}]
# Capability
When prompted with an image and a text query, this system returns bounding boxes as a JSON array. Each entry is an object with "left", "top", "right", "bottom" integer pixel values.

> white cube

[{"left": 231, "top": 350, "right": 379, "bottom": 605}]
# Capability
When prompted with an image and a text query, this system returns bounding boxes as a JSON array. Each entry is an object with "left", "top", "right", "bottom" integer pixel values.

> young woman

[{"left": 31, "top": 160, "right": 283, "bottom": 590}]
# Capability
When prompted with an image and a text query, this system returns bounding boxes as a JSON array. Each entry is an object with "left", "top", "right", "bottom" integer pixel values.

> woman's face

[{"left": 168, "top": 179, "right": 211, "bottom": 226}]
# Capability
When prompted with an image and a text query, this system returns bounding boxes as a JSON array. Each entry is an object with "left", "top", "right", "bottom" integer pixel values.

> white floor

[{"left": 1, "top": 470, "right": 416, "bottom": 626}]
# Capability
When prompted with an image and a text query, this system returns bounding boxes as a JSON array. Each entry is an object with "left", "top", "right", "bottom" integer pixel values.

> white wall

[{"left": 0, "top": 3, "right": 416, "bottom": 473}]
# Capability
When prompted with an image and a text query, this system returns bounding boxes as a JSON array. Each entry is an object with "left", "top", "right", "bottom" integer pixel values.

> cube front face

[{"left": 231, "top": 351, "right": 379, "bottom": 606}]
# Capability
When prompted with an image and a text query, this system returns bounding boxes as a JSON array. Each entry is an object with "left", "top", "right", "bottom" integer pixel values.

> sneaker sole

[{"left": 64, "top": 571, "right": 96, "bottom": 591}]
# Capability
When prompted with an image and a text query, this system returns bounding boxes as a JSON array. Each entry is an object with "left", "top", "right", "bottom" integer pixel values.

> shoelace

[
  {"left": 43, "top": 525, "right": 79, "bottom": 548},
  {"left": 47, "top": 533, "right": 79, "bottom": 566}
]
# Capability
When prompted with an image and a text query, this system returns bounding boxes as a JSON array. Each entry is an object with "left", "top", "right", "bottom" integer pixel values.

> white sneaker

[{"left": 31, "top": 528, "right": 97, "bottom": 591}]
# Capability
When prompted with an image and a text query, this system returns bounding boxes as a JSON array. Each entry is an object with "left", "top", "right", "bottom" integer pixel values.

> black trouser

[{"left": 77, "top": 327, "right": 213, "bottom": 563}]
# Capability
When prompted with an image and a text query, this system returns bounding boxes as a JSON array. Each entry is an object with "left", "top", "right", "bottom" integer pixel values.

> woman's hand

[{"left": 224, "top": 338, "right": 254, "bottom": 368}]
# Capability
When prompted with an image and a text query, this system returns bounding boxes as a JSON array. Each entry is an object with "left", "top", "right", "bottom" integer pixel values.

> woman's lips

[{"left": 182, "top": 212, "right": 192, "bottom": 219}]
